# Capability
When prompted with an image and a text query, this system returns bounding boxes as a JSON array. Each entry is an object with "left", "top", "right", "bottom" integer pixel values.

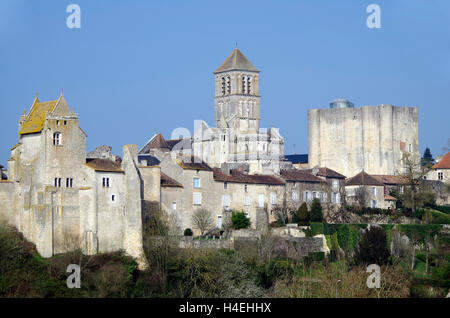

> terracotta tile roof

[
  {"left": 280, "top": 169, "right": 323, "bottom": 183},
  {"left": 305, "top": 167, "right": 346, "bottom": 179},
  {"left": 19, "top": 97, "right": 58, "bottom": 135},
  {"left": 372, "top": 175, "right": 408, "bottom": 185},
  {"left": 213, "top": 168, "right": 285, "bottom": 185},
  {"left": 384, "top": 194, "right": 397, "bottom": 201},
  {"left": 160, "top": 172, "right": 183, "bottom": 187},
  {"left": 85, "top": 158, "right": 123, "bottom": 173},
  {"left": 345, "top": 171, "right": 384, "bottom": 186},
  {"left": 177, "top": 156, "right": 212, "bottom": 171},
  {"left": 433, "top": 152, "right": 450, "bottom": 169}
]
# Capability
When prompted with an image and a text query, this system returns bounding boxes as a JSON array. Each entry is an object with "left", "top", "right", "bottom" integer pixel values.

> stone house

[
  {"left": 0, "top": 93, "right": 147, "bottom": 268},
  {"left": 304, "top": 167, "right": 346, "bottom": 207},
  {"left": 345, "top": 171, "right": 393, "bottom": 209},
  {"left": 426, "top": 152, "right": 450, "bottom": 184}
]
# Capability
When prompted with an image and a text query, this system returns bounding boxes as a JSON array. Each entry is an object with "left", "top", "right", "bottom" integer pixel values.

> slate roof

[
  {"left": 160, "top": 172, "right": 183, "bottom": 188},
  {"left": 213, "top": 168, "right": 285, "bottom": 185},
  {"left": 85, "top": 158, "right": 123, "bottom": 173},
  {"left": 433, "top": 152, "right": 450, "bottom": 169},
  {"left": 280, "top": 169, "right": 323, "bottom": 183},
  {"left": 285, "top": 154, "right": 308, "bottom": 164},
  {"left": 214, "top": 48, "right": 260, "bottom": 74},
  {"left": 305, "top": 167, "right": 346, "bottom": 179},
  {"left": 138, "top": 154, "right": 160, "bottom": 167},
  {"left": 345, "top": 171, "right": 384, "bottom": 186}
]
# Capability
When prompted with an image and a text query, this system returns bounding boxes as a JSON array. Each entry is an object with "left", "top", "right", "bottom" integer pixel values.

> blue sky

[{"left": 1, "top": 0, "right": 449, "bottom": 166}]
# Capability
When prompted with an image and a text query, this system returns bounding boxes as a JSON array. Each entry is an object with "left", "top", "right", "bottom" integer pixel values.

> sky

[{"left": 1, "top": 0, "right": 449, "bottom": 166}]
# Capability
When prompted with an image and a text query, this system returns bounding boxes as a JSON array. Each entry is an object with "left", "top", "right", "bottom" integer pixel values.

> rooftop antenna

[
  {"left": 293, "top": 144, "right": 296, "bottom": 155},
  {"left": 235, "top": 41, "right": 238, "bottom": 48}
]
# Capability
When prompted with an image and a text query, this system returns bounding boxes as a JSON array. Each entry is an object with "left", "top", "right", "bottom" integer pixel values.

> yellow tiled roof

[{"left": 19, "top": 98, "right": 58, "bottom": 135}]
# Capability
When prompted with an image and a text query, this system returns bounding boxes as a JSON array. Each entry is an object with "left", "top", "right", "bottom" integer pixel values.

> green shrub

[
  {"left": 296, "top": 203, "right": 309, "bottom": 225},
  {"left": 310, "top": 199, "right": 323, "bottom": 222},
  {"left": 231, "top": 211, "right": 251, "bottom": 229},
  {"left": 354, "top": 226, "right": 390, "bottom": 265},
  {"left": 183, "top": 228, "right": 193, "bottom": 236}
]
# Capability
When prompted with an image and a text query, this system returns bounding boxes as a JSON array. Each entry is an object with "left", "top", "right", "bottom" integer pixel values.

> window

[
  {"left": 54, "top": 178, "right": 61, "bottom": 187},
  {"left": 193, "top": 177, "right": 200, "bottom": 188},
  {"left": 56, "top": 120, "right": 60, "bottom": 125},
  {"left": 64, "top": 120, "right": 67, "bottom": 125},
  {"left": 193, "top": 192, "right": 202, "bottom": 205},
  {"left": 370, "top": 200, "right": 377, "bottom": 208},
  {"left": 224, "top": 182, "right": 228, "bottom": 190},
  {"left": 372, "top": 187, "right": 377, "bottom": 196},
  {"left": 244, "top": 196, "right": 250, "bottom": 206},
  {"left": 226, "top": 76, "right": 231, "bottom": 94},
  {"left": 222, "top": 194, "right": 231, "bottom": 208},
  {"left": 244, "top": 184, "right": 248, "bottom": 193},
  {"left": 66, "top": 178, "right": 73, "bottom": 188},
  {"left": 322, "top": 192, "right": 328, "bottom": 203},
  {"left": 111, "top": 195, "right": 115, "bottom": 202},
  {"left": 332, "top": 179, "right": 339, "bottom": 190},
  {"left": 332, "top": 192, "right": 337, "bottom": 204},
  {"left": 258, "top": 194, "right": 264, "bottom": 208},
  {"left": 292, "top": 190, "right": 299, "bottom": 202},
  {"left": 102, "top": 177, "right": 110, "bottom": 188},
  {"left": 303, "top": 191, "right": 309, "bottom": 202},
  {"left": 247, "top": 77, "right": 251, "bottom": 95},
  {"left": 438, "top": 172, "right": 443, "bottom": 180},
  {"left": 53, "top": 132, "right": 61, "bottom": 146},
  {"left": 172, "top": 202, "right": 177, "bottom": 210},
  {"left": 270, "top": 192, "right": 276, "bottom": 204},
  {"left": 217, "top": 215, "right": 222, "bottom": 229},
  {"left": 399, "top": 186, "right": 404, "bottom": 194}
]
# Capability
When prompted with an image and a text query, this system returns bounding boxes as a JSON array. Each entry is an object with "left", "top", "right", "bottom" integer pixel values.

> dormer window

[{"left": 53, "top": 132, "right": 61, "bottom": 146}]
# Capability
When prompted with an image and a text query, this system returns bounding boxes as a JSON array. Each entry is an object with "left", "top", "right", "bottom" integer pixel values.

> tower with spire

[
  {"left": 213, "top": 48, "right": 260, "bottom": 133},
  {"left": 191, "top": 48, "right": 284, "bottom": 175}
]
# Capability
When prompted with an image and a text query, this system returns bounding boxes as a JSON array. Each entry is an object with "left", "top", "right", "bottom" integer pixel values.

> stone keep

[{"left": 308, "top": 104, "right": 419, "bottom": 177}]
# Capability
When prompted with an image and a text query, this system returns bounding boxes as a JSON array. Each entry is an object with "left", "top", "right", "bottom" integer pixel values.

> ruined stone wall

[{"left": 308, "top": 105, "right": 419, "bottom": 177}]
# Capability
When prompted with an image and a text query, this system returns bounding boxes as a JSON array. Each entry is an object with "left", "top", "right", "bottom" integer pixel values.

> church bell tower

[{"left": 214, "top": 48, "right": 261, "bottom": 133}]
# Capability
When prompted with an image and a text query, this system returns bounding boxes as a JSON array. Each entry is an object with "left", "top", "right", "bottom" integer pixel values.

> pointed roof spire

[{"left": 214, "top": 48, "right": 260, "bottom": 74}]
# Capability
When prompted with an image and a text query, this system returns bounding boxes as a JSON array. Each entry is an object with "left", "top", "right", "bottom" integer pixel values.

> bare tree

[
  {"left": 354, "top": 186, "right": 369, "bottom": 208},
  {"left": 400, "top": 152, "right": 430, "bottom": 213},
  {"left": 191, "top": 208, "right": 214, "bottom": 236}
]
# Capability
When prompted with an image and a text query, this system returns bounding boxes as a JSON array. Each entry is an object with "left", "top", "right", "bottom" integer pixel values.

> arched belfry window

[
  {"left": 242, "top": 76, "right": 246, "bottom": 94},
  {"left": 242, "top": 76, "right": 252, "bottom": 95},
  {"left": 221, "top": 77, "right": 226, "bottom": 95},
  {"left": 226, "top": 76, "right": 231, "bottom": 94},
  {"left": 53, "top": 132, "right": 61, "bottom": 146},
  {"left": 247, "top": 76, "right": 252, "bottom": 95}
]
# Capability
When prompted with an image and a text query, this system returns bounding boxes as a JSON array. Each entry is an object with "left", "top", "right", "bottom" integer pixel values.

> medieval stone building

[{"left": 0, "top": 93, "right": 147, "bottom": 268}]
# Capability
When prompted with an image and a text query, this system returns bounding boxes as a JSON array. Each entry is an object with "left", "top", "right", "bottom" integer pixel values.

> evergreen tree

[
  {"left": 421, "top": 147, "right": 434, "bottom": 167},
  {"left": 296, "top": 203, "right": 309, "bottom": 225},
  {"left": 309, "top": 198, "right": 323, "bottom": 222}
]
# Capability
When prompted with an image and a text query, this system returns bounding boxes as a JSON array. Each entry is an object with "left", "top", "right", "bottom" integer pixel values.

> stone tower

[{"left": 214, "top": 48, "right": 260, "bottom": 133}]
